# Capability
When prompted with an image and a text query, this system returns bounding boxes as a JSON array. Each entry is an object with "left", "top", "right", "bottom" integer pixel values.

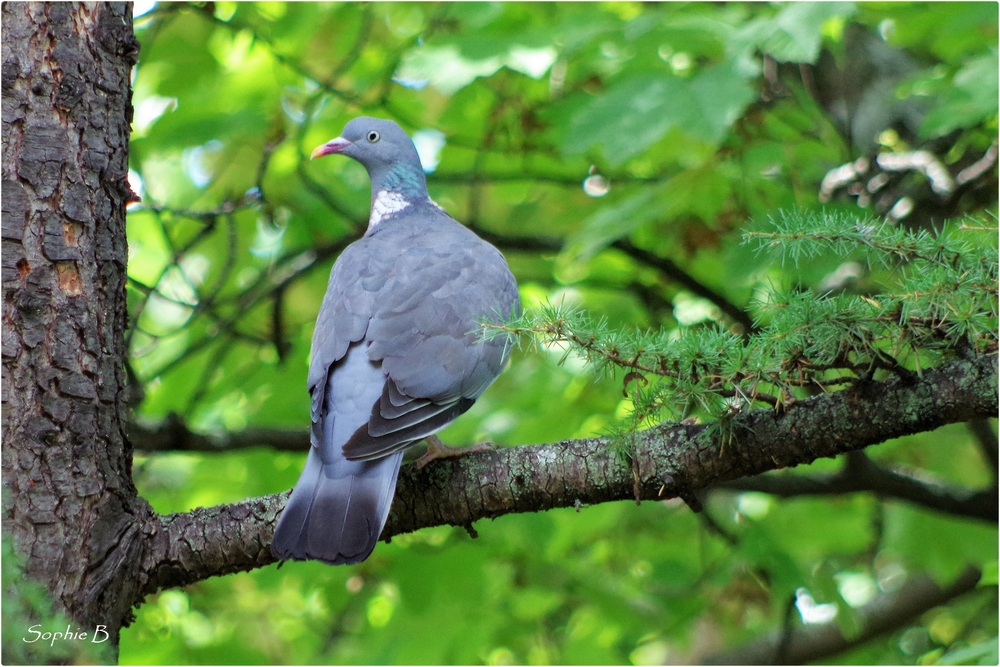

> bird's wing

[
  {"left": 342, "top": 211, "right": 520, "bottom": 461},
  {"left": 305, "top": 239, "right": 387, "bottom": 448}
]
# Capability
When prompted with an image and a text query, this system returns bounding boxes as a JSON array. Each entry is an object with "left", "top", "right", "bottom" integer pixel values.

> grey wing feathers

[
  {"left": 369, "top": 225, "right": 519, "bottom": 401},
  {"left": 341, "top": 213, "right": 519, "bottom": 460},
  {"left": 369, "top": 379, "right": 455, "bottom": 433},
  {"left": 342, "top": 374, "right": 475, "bottom": 461},
  {"left": 306, "top": 242, "right": 384, "bottom": 447}
]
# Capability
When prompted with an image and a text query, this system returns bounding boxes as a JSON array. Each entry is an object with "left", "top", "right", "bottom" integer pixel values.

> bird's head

[
  {"left": 312, "top": 117, "right": 422, "bottom": 175},
  {"left": 312, "top": 117, "right": 428, "bottom": 200}
]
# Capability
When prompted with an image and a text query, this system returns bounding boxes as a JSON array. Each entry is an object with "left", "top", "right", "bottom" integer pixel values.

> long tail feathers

[
  {"left": 272, "top": 446, "right": 403, "bottom": 565},
  {"left": 273, "top": 341, "right": 404, "bottom": 565}
]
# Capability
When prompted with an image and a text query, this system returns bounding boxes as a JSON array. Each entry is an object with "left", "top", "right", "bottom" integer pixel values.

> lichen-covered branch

[{"left": 137, "top": 353, "right": 997, "bottom": 596}]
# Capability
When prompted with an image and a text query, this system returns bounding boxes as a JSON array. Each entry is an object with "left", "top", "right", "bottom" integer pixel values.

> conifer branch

[{"left": 488, "top": 214, "right": 998, "bottom": 428}]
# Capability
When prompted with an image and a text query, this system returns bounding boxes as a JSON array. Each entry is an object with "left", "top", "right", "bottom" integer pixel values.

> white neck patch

[{"left": 370, "top": 190, "right": 411, "bottom": 227}]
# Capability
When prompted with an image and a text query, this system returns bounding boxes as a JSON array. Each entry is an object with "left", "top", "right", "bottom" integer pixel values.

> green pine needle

[{"left": 485, "top": 211, "right": 998, "bottom": 455}]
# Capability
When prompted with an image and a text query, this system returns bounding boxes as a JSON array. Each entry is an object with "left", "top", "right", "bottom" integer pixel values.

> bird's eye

[{"left": 367, "top": 130, "right": 380, "bottom": 143}]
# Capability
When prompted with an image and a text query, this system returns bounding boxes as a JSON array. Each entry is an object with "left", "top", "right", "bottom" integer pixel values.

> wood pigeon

[{"left": 272, "top": 117, "right": 520, "bottom": 565}]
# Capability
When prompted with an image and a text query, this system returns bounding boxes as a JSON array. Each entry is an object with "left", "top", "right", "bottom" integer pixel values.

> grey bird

[{"left": 271, "top": 117, "right": 520, "bottom": 565}]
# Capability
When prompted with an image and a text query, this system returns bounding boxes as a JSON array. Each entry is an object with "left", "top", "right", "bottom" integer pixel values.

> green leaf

[
  {"left": 978, "top": 561, "right": 998, "bottom": 586},
  {"left": 562, "top": 61, "right": 756, "bottom": 166},
  {"left": 935, "top": 639, "right": 999, "bottom": 666},
  {"left": 559, "top": 188, "right": 659, "bottom": 268},
  {"left": 921, "top": 53, "right": 999, "bottom": 137},
  {"left": 732, "top": 3, "right": 857, "bottom": 65},
  {"left": 772, "top": 2, "right": 857, "bottom": 63},
  {"left": 883, "top": 503, "right": 999, "bottom": 583}
]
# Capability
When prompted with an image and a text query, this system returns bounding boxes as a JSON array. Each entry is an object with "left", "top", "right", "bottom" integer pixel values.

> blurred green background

[{"left": 121, "top": 2, "right": 997, "bottom": 664}]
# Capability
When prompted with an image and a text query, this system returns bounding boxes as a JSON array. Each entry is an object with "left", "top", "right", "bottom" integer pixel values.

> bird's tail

[{"left": 272, "top": 445, "right": 403, "bottom": 565}]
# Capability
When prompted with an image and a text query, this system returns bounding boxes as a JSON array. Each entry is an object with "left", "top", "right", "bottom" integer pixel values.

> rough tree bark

[
  {"left": 1, "top": 1, "right": 146, "bottom": 656},
  {"left": 1, "top": 2, "right": 997, "bottom": 662}
]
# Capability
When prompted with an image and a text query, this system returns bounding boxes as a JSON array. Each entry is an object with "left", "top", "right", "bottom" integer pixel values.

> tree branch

[
  {"left": 466, "top": 227, "right": 757, "bottom": 333},
  {"left": 610, "top": 239, "right": 757, "bottom": 333},
  {"left": 968, "top": 418, "right": 999, "bottom": 475},
  {"left": 700, "top": 566, "right": 985, "bottom": 665},
  {"left": 134, "top": 354, "right": 997, "bottom": 597},
  {"left": 715, "top": 449, "right": 998, "bottom": 522},
  {"left": 131, "top": 413, "right": 308, "bottom": 453}
]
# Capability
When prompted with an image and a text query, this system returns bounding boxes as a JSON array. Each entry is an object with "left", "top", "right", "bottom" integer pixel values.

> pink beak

[{"left": 311, "top": 137, "right": 352, "bottom": 159}]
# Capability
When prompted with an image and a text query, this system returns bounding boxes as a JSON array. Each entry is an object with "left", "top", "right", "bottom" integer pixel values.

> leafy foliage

[
  {"left": 123, "top": 2, "right": 997, "bottom": 665},
  {"left": 493, "top": 212, "right": 998, "bottom": 437}
]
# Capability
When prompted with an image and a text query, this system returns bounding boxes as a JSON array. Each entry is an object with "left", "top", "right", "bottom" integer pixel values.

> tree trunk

[{"left": 1, "top": 1, "right": 145, "bottom": 656}]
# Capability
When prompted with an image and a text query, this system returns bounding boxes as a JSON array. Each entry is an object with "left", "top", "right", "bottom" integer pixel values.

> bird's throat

[
  {"left": 368, "top": 162, "right": 428, "bottom": 228},
  {"left": 369, "top": 190, "right": 411, "bottom": 227},
  {"left": 381, "top": 163, "right": 426, "bottom": 197}
]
